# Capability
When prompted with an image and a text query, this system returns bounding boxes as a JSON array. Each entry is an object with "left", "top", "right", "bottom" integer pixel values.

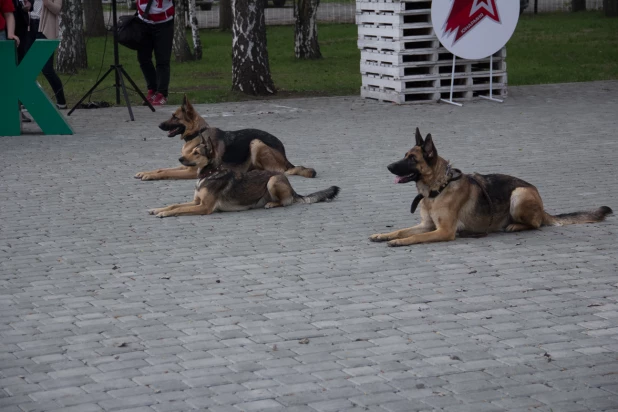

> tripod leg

[
  {"left": 116, "top": 66, "right": 134, "bottom": 121},
  {"left": 67, "top": 66, "right": 114, "bottom": 116},
  {"left": 120, "top": 66, "right": 155, "bottom": 112}
]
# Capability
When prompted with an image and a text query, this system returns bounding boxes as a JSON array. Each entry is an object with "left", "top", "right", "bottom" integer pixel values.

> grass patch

[
  {"left": 53, "top": 24, "right": 359, "bottom": 106},
  {"left": 508, "top": 12, "right": 618, "bottom": 85},
  {"left": 47, "top": 12, "right": 618, "bottom": 106}
]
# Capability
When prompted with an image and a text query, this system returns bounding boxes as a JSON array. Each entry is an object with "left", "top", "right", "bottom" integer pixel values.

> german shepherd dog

[
  {"left": 148, "top": 138, "right": 339, "bottom": 217},
  {"left": 135, "top": 95, "right": 316, "bottom": 181},
  {"left": 370, "top": 128, "right": 613, "bottom": 247}
]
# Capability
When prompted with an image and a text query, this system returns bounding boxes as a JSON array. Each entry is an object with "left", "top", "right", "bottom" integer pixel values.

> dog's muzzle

[
  {"left": 387, "top": 160, "right": 419, "bottom": 184},
  {"left": 159, "top": 122, "right": 185, "bottom": 137},
  {"left": 179, "top": 157, "right": 196, "bottom": 167}
]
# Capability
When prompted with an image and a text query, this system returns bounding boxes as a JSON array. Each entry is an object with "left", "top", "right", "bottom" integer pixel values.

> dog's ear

[
  {"left": 181, "top": 95, "right": 196, "bottom": 117},
  {"left": 199, "top": 135, "right": 209, "bottom": 154},
  {"left": 415, "top": 127, "right": 424, "bottom": 147},
  {"left": 205, "top": 135, "right": 215, "bottom": 156},
  {"left": 423, "top": 133, "right": 438, "bottom": 164},
  {"left": 181, "top": 94, "right": 190, "bottom": 111}
]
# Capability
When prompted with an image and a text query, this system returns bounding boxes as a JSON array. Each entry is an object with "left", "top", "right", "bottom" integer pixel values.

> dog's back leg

[
  {"left": 506, "top": 187, "right": 544, "bottom": 232},
  {"left": 250, "top": 140, "right": 288, "bottom": 173},
  {"left": 249, "top": 139, "right": 316, "bottom": 178},
  {"left": 264, "top": 175, "right": 296, "bottom": 209},
  {"left": 285, "top": 164, "right": 317, "bottom": 178}
]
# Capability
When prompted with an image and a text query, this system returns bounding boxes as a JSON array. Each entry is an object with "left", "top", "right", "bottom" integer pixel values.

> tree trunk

[
  {"left": 572, "top": 0, "right": 586, "bottom": 11},
  {"left": 294, "top": 0, "right": 321, "bottom": 59},
  {"left": 82, "top": 0, "right": 106, "bottom": 37},
  {"left": 219, "top": 0, "right": 233, "bottom": 31},
  {"left": 56, "top": 0, "right": 88, "bottom": 74},
  {"left": 231, "top": 0, "right": 276, "bottom": 95},
  {"left": 187, "top": 0, "right": 203, "bottom": 59},
  {"left": 173, "top": 0, "right": 194, "bottom": 62}
]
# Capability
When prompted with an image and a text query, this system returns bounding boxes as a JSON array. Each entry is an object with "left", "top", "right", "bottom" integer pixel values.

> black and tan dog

[
  {"left": 370, "top": 128, "right": 612, "bottom": 247},
  {"left": 135, "top": 95, "right": 316, "bottom": 181},
  {"left": 148, "top": 138, "right": 339, "bottom": 217}
]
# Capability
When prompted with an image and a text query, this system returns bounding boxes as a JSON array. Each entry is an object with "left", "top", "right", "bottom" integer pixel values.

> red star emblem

[{"left": 443, "top": 0, "right": 502, "bottom": 45}]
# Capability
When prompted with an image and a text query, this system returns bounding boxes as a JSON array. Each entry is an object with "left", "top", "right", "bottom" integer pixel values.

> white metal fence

[
  {"left": 525, "top": 0, "right": 604, "bottom": 12},
  {"left": 105, "top": 0, "right": 606, "bottom": 30}
]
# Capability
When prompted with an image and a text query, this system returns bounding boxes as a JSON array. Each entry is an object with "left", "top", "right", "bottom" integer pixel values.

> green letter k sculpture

[{"left": 0, "top": 39, "right": 73, "bottom": 136}]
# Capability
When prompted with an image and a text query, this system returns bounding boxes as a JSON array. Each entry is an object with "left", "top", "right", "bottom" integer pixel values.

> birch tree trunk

[
  {"left": 219, "top": 0, "right": 233, "bottom": 31},
  {"left": 294, "top": 0, "right": 321, "bottom": 59},
  {"left": 173, "top": 0, "right": 194, "bottom": 62},
  {"left": 83, "top": 0, "right": 106, "bottom": 37},
  {"left": 231, "top": 0, "right": 276, "bottom": 95},
  {"left": 187, "top": 0, "right": 202, "bottom": 60},
  {"left": 56, "top": 0, "right": 88, "bottom": 74}
]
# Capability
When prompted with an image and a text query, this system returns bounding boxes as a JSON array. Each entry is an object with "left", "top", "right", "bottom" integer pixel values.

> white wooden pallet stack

[{"left": 357, "top": 0, "right": 508, "bottom": 104}]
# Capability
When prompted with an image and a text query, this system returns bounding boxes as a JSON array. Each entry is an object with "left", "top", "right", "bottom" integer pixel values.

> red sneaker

[
  {"left": 143, "top": 89, "right": 156, "bottom": 106},
  {"left": 151, "top": 93, "right": 168, "bottom": 106}
]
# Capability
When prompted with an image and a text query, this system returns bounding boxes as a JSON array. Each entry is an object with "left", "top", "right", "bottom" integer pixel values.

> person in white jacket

[{"left": 28, "top": 0, "right": 66, "bottom": 109}]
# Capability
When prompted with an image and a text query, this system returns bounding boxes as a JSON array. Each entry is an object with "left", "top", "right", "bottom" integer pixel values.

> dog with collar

[
  {"left": 135, "top": 95, "right": 316, "bottom": 181},
  {"left": 370, "top": 128, "right": 612, "bottom": 247}
]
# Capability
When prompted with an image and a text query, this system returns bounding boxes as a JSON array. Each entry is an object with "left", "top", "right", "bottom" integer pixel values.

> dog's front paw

[
  {"left": 387, "top": 239, "right": 405, "bottom": 247},
  {"left": 369, "top": 233, "right": 389, "bottom": 242},
  {"left": 140, "top": 173, "right": 160, "bottom": 181},
  {"left": 148, "top": 208, "right": 162, "bottom": 215},
  {"left": 135, "top": 171, "right": 147, "bottom": 179}
]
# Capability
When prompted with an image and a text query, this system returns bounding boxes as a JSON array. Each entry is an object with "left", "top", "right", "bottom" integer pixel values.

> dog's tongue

[{"left": 395, "top": 176, "right": 404, "bottom": 184}]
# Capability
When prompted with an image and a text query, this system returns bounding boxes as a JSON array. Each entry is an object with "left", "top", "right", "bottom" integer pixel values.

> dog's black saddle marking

[
  {"left": 410, "top": 168, "right": 463, "bottom": 213},
  {"left": 217, "top": 129, "right": 286, "bottom": 165}
]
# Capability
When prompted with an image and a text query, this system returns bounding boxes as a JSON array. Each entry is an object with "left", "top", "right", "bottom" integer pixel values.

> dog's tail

[
  {"left": 542, "top": 206, "right": 612, "bottom": 226},
  {"left": 295, "top": 186, "right": 340, "bottom": 204},
  {"left": 284, "top": 161, "right": 317, "bottom": 178}
]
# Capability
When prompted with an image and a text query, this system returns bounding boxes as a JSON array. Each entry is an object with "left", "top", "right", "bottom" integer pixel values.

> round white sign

[{"left": 431, "top": 0, "right": 520, "bottom": 60}]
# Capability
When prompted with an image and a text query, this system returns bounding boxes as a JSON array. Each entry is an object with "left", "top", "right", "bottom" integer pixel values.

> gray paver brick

[
  {"left": 98, "top": 394, "right": 157, "bottom": 411},
  {"left": 28, "top": 387, "right": 85, "bottom": 402},
  {"left": 309, "top": 398, "right": 355, "bottom": 412},
  {"left": 2, "top": 82, "right": 618, "bottom": 412}
]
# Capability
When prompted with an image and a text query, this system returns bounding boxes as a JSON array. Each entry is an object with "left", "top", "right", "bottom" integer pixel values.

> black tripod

[{"left": 67, "top": 0, "right": 155, "bottom": 120}]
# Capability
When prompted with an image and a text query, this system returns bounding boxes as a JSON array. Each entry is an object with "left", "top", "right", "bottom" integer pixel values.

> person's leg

[
  {"left": 137, "top": 22, "right": 157, "bottom": 94},
  {"left": 5, "top": 29, "right": 31, "bottom": 121},
  {"left": 152, "top": 19, "right": 174, "bottom": 98},
  {"left": 36, "top": 32, "right": 66, "bottom": 106}
]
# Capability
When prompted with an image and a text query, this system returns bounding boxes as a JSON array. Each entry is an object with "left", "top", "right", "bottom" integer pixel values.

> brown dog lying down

[
  {"left": 135, "top": 95, "right": 316, "bottom": 181},
  {"left": 148, "top": 137, "right": 339, "bottom": 217},
  {"left": 370, "top": 128, "right": 612, "bottom": 247}
]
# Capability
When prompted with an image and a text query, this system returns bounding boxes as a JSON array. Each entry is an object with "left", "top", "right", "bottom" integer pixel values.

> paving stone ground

[{"left": 1, "top": 81, "right": 618, "bottom": 412}]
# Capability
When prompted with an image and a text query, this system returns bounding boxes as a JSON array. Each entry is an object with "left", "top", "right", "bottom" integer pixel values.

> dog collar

[
  {"left": 184, "top": 126, "right": 210, "bottom": 141},
  {"left": 410, "top": 167, "right": 463, "bottom": 213}
]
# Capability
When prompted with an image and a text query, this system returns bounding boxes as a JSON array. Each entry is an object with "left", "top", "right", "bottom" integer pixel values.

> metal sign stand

[
  {"left": 479, "top": 54, "right": 503, "bottom": 103},
  {"left": 439, "top": 55, "right": 463, "bottom": 107}
]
